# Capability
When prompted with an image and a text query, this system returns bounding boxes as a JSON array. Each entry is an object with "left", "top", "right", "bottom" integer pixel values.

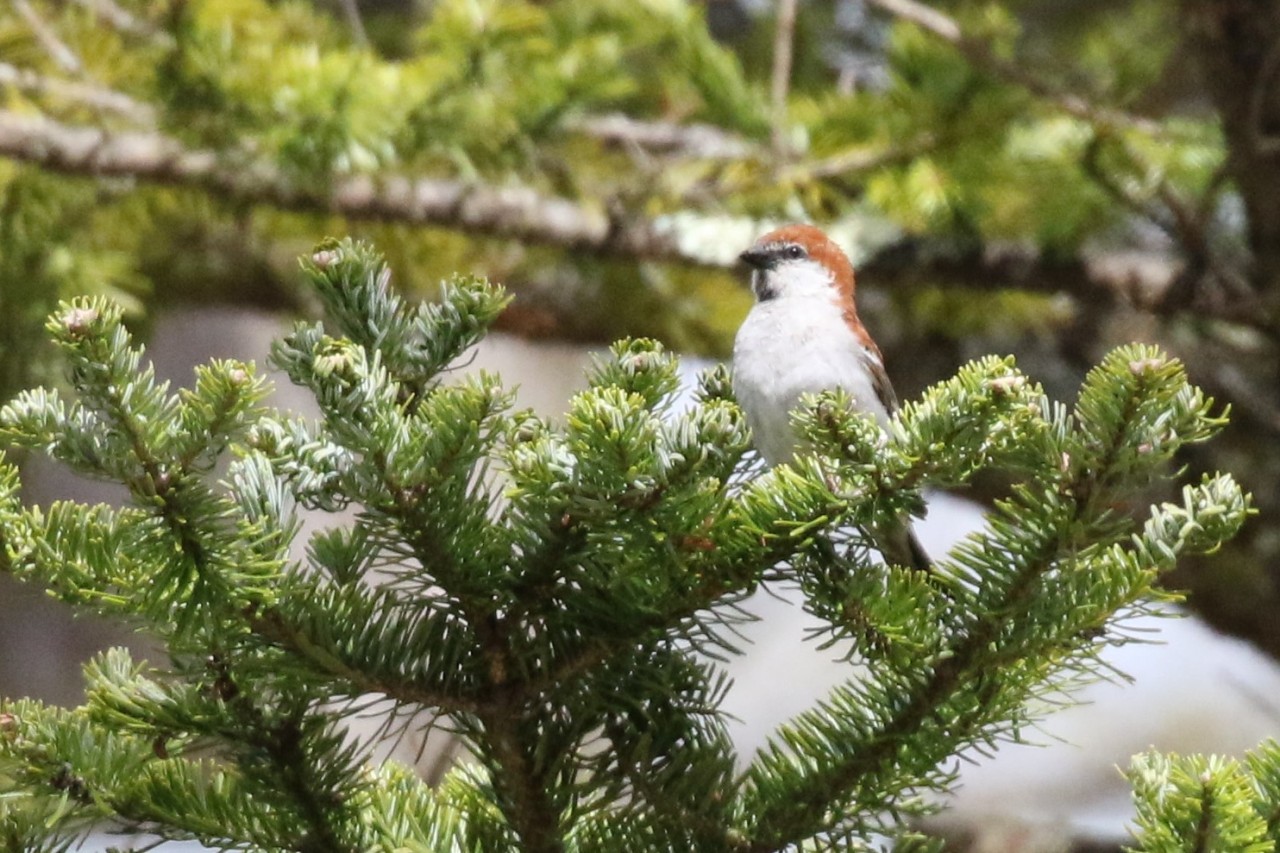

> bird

[{"left": 732, "top": 223, "right": 931, "bottom": 572}]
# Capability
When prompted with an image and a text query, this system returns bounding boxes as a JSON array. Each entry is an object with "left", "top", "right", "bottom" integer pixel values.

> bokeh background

[{"left": 3, "top": 0, "right": 1280, "bottom": 848}]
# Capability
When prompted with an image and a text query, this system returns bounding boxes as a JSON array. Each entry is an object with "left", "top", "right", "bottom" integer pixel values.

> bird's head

[{"left": 739, "top": 224, "right": 856, "bottom": 308}]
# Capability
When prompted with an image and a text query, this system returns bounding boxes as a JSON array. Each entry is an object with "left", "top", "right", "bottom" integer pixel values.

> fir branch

[
  {"left": 504, "top": 471, "right": 826, "bottom": 713},
  {"left": 0, "top": 699, "right": 161, "bottom": 847},
  {"left": 865, "top": 0, "right": 1162, "bottom": 134},
  {"left": 245, "top": 715, "right": 353, "bottom": 853},
  {"left": 1128, "top": 750, "right": 1274, "bottom": 852},
  {"left": 23, "top": 303, "right": 272, "bottom": 628},
  {"left": 1, "top": 240, "right": 1253, "bottom": 851},
  {"left": 246, "top": 603, "right": 486, "bottom": 715},
  {"left": 474, "top": 702, "right": 563, "bottom": 853},
  {"left": 193, "top": 660, "right": 362, "bottom": 853},
  {"left": 1248, "top": 742, "right": 1280, "bottom": 840},
  {"left": 1194, "top": 777, "right": 1216, "bottom": 853},
  {"left": 79, "top": 650, "right": 367, "bottom": 851},
  {"left": 577, "top": 651, "right": 739, "bottom": 847},
  {"left": 736, "top": 348, "right": 1244, "bottom": 849}
]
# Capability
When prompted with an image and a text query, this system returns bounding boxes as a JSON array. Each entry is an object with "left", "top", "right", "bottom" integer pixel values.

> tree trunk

[{"left": 1183, "top": 0, "right": 1280, "bottom": 330}]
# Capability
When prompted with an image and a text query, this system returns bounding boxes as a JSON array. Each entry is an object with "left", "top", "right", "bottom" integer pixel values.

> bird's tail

[
  {"left": 879, "top": 521, "right": 933, "bottom": 573},
  {"left": 816, "top": 522, "right": 933, "bottom": 572}
]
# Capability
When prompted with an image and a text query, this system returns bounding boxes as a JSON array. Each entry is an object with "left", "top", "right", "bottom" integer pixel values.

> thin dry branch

[
  {"left": 770, "top": 0, "right": 800, "bottom": 157},
  {"left": 860, "top": 238, "right": 1268, "bottom": 334},
  {"left": 336, "top": 0, "right": 369, "bottom": 47},
  {"left": 0, "top": 109, "right": 694, "bottom": 262},
  {"left": 0, "top": 62, "right": 155, "bottom": 124},
  {"left": 71, "top": 0, "right": 152, "bottom": 36},
  {"left": 70, "top": 0, "right": 175, "bottom": 47},
  {"left": 866, "top": 0, "right": 1162, "bottom": 135},
  {"left": 0, "top": 107, "right": 1267, "bottom": 338},
  {"left": 566, "top": 113, "right": 757, "bottom": 160},
  {"left": 1249, "top": 31, "right": 1280, "bottom": 156},
  {"left": 13, "top": 0, "right": 84, "bottom": 75}
]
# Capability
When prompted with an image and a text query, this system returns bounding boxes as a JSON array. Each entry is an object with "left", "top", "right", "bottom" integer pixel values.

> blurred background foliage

[{"left": 1, "top": 0, "right": 1278, "bottom": 656}]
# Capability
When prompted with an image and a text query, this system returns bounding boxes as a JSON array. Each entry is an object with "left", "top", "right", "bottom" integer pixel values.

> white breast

[{"left": 732, "top": 295, "right": 887, "bottom": 466}]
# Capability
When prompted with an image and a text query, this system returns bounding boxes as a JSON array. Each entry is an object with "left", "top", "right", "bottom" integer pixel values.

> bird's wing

[{"left": 861, "top": 346, "right": 899, "bottom": 416}]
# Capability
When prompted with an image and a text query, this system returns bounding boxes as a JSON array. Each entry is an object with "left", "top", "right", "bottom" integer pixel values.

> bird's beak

[{"left": 739, "top": 248, "right": 772, "bottom": 270}]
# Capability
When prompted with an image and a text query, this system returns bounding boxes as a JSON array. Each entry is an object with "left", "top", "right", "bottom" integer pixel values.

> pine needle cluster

[
  {"left": 1128, "top": 740, "right": 1280, "bottom": 853},
  {"left": 0, "top": 240, "right": 1252, "bottom": 851}
]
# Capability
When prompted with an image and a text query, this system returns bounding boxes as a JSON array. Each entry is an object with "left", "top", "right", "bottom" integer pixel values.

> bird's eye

[{"left": 783, "top": 245, "right": 806, "bottom": 260}]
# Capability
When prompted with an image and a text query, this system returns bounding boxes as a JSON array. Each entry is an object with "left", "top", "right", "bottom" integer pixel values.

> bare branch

[
  {"left": 0, "top": 108, "right": 1266, "bottom": 339},
  {"left": 12, "top": 0, "right": 85, "bottom": 76},
  {"left": 69, "top": 0, "right": 176, "bottom": 48},
  {"left": 71, "top": 0, "right": 154, "bottom": 37},
  {"left": 0, "top": 109, "right": 698, "bottom": 262},
  {"left": 770, "top": 0, "right": 800, "bottom": 157},
  {"left": 866, "top": 0, "right": 1162, "bottom": 135},
  {"left": 0, "top": 62, "right": 155, "bottom": 124},
  {"left": 1249, "top": 33, "right": 1280, "bottom": 156},
  {"left": 565, "top": 113, "right": 757, "bottom": 160},
  {"left": 1080, "top": 136, "right": 1257, "bottom": 318},
  {"left": 860, "top": 238, "right": 1269, "bottom": 335},
  {"left": 1081, "top": 136, "right": 1181, "bottom": 239},
  {"left": 1195, "top": 352, "right": 1280, "bottom": 431},
  {"left": 336, "top": 0, "right": 369, "bottom": 48}
]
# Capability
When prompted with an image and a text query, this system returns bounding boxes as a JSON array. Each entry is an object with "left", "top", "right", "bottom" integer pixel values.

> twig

[
  {"left": 865, "top": 0, "right": 1162, "bottom": 135},
  {"left": 859, "top": 238, "right": 1272, "bottom": 338},
  {"left": 71, "top": 0, "right": 153, "bottom": 37},
  {"left": 1199, "top": 358, "right": 1280, "bottom": 432},
  {"left": 565, "top": 113, "right": 756, "bottom": 160},
  {"left": 680, "top": 133, "right": 933, "bottom": 205},
  {"left": 1081, "top": 136, "right": 1180, "bottom": 240},
  {"left": 335, "top": 0, "right": 369, "bottom": 48},
  {"left": 787, "top": 133, "right": 936, "bottom": 182},
  {"left": 12, "top": 0, "right": 85, "bottom": 76},
  {"left": 477, "top": 700, "right": 563, "bottom": 853},
  {"left": 1081, "top": 135, "right": 1259, "bottom": 315},
  {"left": 770, "top": 0, "right": 800, "bottom": 157},
  {"left": 249, "top": 607, "right": 484, "bottom": 714},
  {"left": 1248, "top": 32, "right": 1280, "bottom": 156},
  {"left": 1195, "top": 164, "right": 1232, "bottom": 229},
  {"left": 0, "top": 62, "right": 155, "bottom": 124},
  {"left": 70, "top": 0, "right": 176, "bottom": 48}
]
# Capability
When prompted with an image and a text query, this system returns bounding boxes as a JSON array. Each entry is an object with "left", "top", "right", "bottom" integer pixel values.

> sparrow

[{"left": 732, "top": 224, "right": 931, "bottom": 572}]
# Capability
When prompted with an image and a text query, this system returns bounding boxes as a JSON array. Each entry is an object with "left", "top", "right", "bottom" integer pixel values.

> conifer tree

[
  {"left": 0, "top": 239, "right": 1253, "bottom": 850},
  {"left": 1128, "top": 740, "right": 1280, "bottom": 853},
  {"left": 4, "top": 0, "right": 1280, "bottom": 662}
]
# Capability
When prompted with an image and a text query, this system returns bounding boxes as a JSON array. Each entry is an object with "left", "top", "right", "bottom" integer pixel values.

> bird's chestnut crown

[{"left": 739, "top": 224, "right": 856, "bottom": 306}]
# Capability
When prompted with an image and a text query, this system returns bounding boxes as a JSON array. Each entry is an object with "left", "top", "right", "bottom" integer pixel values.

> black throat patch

[{"left": 752, "top": 271, "right": 777, "bottom": 301}]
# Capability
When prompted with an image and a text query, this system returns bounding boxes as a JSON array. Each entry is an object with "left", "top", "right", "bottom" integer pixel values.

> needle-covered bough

[{"left": 0, "top": 239, "right": 1257, "bottom": 852}]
